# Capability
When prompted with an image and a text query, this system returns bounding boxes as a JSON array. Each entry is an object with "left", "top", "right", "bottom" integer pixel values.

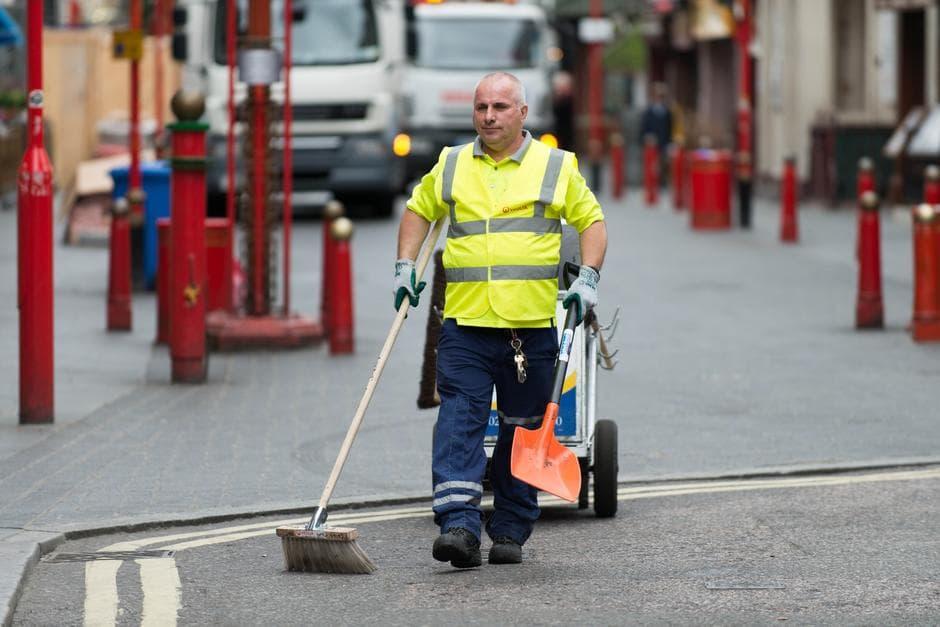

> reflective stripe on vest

[
  {"left": 445, "top": 264, "right": 558, "bottom": 283},
  {"left": 442, "top": 145, "right": 566, "bottom": 239}
]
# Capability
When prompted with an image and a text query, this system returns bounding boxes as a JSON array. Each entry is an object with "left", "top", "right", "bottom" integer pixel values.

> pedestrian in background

[
  {"left": 640, "top": 82, "right": 673, "bottom": 152},
  {"left": 394, "top": 71, "right": 608, "bottom": 569}
]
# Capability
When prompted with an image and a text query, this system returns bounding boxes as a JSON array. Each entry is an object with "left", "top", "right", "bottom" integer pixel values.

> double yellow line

[{"left": 82, "top": 466, "right": 940, "bottom": 626}]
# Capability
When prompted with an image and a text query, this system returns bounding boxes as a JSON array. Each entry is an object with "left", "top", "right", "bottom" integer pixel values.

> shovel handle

[
  {"left": 313, "top": 217, "right": 446, "bottom": 515},
  {"left": 550, "top": 302, "right": 580, "bottom": 404}
]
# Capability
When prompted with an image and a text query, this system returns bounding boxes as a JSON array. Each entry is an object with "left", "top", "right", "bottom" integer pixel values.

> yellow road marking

[
  {"left": 83, "top": 466, "right": 940, "bottom": 627},
  {"left": 137, "top": 557, "right": 181, "bottom": 627},
  {"left": 83, "top": 560, "right": 121, "bottom": 627}
]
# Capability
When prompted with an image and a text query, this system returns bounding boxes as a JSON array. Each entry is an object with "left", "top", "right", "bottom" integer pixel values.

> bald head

[{"left": 474, "top": 72, "right": 527, "bottom": 106}]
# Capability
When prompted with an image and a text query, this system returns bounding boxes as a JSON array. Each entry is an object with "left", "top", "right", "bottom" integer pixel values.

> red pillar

[
  {"left": 855, "top": 192, "right": 883, "bottom": 329},
  {"left": 610, "top": 133, "right": 624, "bottom": 200},
  {"left": 18, "top": 0, "right": 54, "bottom": 423},
  {"left": 587, "top": 0, "right": 604, "bottom": 182},
  {"left": 780, "top": 157, "right": 799, "bottom": 243},
  {"left": 643, "top": 134, "right": 659, "bottom": 207},
  {"left": 328, "top": 217, "right": 355, "bottom": 355},
  {"left": 168, "top": 92, "right": 209, "bottom": 382}
]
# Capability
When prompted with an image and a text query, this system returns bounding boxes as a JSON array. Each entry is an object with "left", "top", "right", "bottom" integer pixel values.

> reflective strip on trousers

[
  {"left": 434, "top": 481, "right": 484, "bottom": 495},
  {"left": 433, "top": 493, "right": 481, "bottom": 508},
  {"left": 497, "top": 410, "right": 542, "bottom": 426}
]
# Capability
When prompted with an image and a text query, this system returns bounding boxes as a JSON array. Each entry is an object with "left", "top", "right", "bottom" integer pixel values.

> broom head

[{"left": 276, "top": 525, "right": 377, "bottom": 574}]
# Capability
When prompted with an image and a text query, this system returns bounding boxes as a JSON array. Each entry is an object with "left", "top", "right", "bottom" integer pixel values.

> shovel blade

[{"left": 511, "top": 424, "right": 582, "bottom": 503}]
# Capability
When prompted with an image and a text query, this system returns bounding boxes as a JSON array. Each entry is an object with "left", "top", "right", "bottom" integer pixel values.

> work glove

[
  {"left": 562, "top": 265, "right": 599, "bottom": 324},
  {"left": 393, "top": 258, "right": 427, "bottom": 311}
]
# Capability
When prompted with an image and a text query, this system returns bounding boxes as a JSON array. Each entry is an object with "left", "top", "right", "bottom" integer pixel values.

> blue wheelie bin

[{"left": 110, "top": 161, "right": 171, "bottom": 290}]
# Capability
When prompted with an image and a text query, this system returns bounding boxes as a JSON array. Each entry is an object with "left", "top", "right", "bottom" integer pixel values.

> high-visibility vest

[{"left": 439, "top": 139, "right": 568, "bottom": 322}]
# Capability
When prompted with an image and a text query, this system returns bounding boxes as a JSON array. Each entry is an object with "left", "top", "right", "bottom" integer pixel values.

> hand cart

[{"left": 484, "top": 278, "right": 620, "bottom": 517}]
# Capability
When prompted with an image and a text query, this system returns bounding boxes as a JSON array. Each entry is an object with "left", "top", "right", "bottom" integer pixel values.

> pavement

[{"left": 2, "top": 184, "right": 940, "bottom": 624}]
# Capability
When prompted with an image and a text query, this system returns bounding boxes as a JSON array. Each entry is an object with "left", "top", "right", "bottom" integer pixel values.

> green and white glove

[
  {"left": 562, "top": 265, "right": 599, "bottom": 324},
  {"left": 393, "top": 258, "right": 427, "bottom": 311}
]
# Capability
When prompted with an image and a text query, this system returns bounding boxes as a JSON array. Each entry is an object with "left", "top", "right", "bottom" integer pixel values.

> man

[
  {"left": 640, "top": 82, "right": 673, "bottom": 154},
  {"left": 395, "top": 72, "right": 607, "bottom": 568}
]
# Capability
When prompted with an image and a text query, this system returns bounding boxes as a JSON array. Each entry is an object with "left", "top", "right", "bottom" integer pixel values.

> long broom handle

[{"left": 316, "top": 217, "right": 446, "bottom": 512}]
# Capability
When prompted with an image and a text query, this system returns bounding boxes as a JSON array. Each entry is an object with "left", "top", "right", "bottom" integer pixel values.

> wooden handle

[{"left": 317, "top": 218, "right": 446, "bottom": 510}]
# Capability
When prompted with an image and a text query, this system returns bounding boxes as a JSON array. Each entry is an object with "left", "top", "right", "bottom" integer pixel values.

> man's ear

[{"left": 520, "top": 104, "right": 529, "bottom": 121}]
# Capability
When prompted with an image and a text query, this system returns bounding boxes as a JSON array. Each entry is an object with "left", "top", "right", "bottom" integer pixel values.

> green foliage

[{"left": 603, "top": 24, "right": 647, "bottom": 72}]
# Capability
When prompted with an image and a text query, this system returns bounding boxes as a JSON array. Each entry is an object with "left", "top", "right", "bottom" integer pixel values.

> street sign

[
  {"left": 578, "top": 17, "right": 614, "bottom": 44},
  {"left": 112, "top": 29, "right": 143, "bottom": 61}
]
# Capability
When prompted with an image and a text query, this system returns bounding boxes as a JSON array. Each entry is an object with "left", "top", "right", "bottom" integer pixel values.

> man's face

[{"left": 473, "top": 78, "right": 528, "bottom": 154}]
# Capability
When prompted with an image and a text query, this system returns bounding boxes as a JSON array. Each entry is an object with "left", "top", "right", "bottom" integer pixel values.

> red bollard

[
  {"left": 924, "top": 165, "right": 940, "bottom": 204},
  {"left": 329, "top": 217, "right": 355, "bottom": 355},
  {"left": 857, "top": 157, "right": 876, "bottom": 199},
  {"left": 610, "top": 133, "right": 624, "bottom": 200},
  {"left": 643, "top": 134, "right": 659, "bottom": 207},
  {"left": 911, "top": 204, "right": 940, "bottom": 342},
  {"left": 855, "top": 192, "right": 883, "bottom": 329},
  {"left": 321, "top": 200, "right": 344, "bottom": 332},
  {"left": 205, "top": 218, "right": 233, "bottom": 313},
  {"left": 156, "top": 218, "right": 170, "bottom": 344},
  {"left": 671, "top": 143, "right": 684, "bottom": 210},
  {"left": 780, "top": 156, "right": 799, "bottom": 243},
  {"left": 107, "top": 196, "right": 134, "bottom": 331},
  {"left": 856, "top": 158, "right": 876, "bottom": 261},
  {"left": 18, "top": 0, "right": 54, "bottom": 423},
  {"left": 168, "top": 91, "right": 209, "bottom": 382}
]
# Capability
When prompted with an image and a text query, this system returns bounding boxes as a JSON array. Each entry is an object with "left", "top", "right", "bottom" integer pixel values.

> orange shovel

[{"left": 510, "top": 301, "right": 582, "bottom": 502}]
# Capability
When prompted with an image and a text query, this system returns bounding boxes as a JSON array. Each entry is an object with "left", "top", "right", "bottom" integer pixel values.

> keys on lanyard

[{"left": 510, "top": 330, "right": 527, "bottom": 384}]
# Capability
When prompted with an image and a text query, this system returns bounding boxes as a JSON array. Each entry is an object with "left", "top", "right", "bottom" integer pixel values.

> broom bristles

[{"left": 276, "top": 525, "right": 377, "bottom": 574}]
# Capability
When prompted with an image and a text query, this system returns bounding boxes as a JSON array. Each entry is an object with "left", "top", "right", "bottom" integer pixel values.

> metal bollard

[
  {"left": 168, "top": 90, "right": 209, "bottom": 382},
  {"left": 780, "top": 156, "right": 799, "bottom": 243},
  {"left": 736, "top": 150, "right": 752, "bottom": 228},
  {"left": 329, "top": 217, "right": 355, "bottom": 355},
  {"left": 855, "top": 192, "right": 883, "bottom": 329},
  {"left": 107, "top": 196, "right": 134, "bottom": 331},
  {"left": 18, "top": 0, "right": 54, "bottom": 422},
  {"left": 911, "top": 204, "right": 940, "bottom": 342},
  {"left": 643, "top": 134, "right": 659, "bottom": 207}
]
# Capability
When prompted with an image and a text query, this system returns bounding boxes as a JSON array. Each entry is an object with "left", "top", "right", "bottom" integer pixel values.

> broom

[{"left": 277, "top": 217, "right": 446, "bottom": 574}]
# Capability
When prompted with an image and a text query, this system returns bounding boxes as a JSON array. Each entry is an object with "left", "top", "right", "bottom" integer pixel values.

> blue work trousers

[{"left": 432, "top": 319, "right": 557, "bottom": 545}]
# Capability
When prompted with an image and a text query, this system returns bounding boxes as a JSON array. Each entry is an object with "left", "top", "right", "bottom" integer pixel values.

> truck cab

[
  {"left": 176, "top": 0, "right": 406, "bottom": 217},
  {"left": 401, "top": 0, "right": 558, "bottom": 179}
]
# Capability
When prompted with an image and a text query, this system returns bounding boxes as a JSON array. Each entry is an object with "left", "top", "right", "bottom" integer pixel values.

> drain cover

[
  {"left": 705, "top": 582, "right": 786, "bottom": 590},
  {"left": 47, "top": 550, "right": 175, "bottom": 563}
]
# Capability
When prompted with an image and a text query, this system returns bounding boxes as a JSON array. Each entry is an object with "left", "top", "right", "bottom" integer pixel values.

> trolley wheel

[
  {"left": 578, "top": 458, "right": 590, "bottom": 509},
  {"left": 593, "top": 419, "right": 619, "bottom": 518}
]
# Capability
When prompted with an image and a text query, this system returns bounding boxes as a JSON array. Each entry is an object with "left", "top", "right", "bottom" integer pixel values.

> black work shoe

[
  {"left": 432, "top": 528, "right": 482, "bottom": 568},
  {"left": 488, "top": 536, "right": 522, "bottom": 564}
]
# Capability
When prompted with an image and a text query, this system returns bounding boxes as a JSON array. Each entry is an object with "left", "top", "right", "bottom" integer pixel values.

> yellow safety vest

[{"left": 439, "top": 139, "right": 568, "bottom": 322}]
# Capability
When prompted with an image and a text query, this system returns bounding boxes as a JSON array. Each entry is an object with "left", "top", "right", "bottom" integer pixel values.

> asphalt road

[{"left": 14, "top": 467, "right": 940, "bottom": 625}]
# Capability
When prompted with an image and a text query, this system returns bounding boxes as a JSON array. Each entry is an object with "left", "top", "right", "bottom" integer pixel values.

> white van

[
  {"left": 401, "top": 0, "right": 558, "bottom": 179},
  {"left": 174, "top": 0, "right": 406, "bottom": 217}
]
